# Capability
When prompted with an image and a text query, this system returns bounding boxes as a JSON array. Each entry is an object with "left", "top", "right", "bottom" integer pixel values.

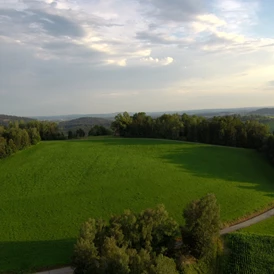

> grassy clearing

[
  {"left": 240, "top": 216, "right": 274, "bottom": 235},
  {"left": 0, "top": 138, "right": 274, "bottom": 271},
  {"left": 221, "top": 233, "right": 274, "bottom": 274}
]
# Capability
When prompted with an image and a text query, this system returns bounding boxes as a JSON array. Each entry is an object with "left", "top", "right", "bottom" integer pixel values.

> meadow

[
  {"left": 221, "top": 233, "right": 274, "bottom": 274},
  {"left": 0, "top": 138, "right": 274, "bottom": 271}
]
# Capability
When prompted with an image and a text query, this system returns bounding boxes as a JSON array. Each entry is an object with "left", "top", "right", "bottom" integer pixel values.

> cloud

[
  {"left": 0, "top": 9, "right": 85, "bottom": 38},
  {"left": 141, "top": 56, "right": 174, "bottom": 66},
  {"left": 106, "top": 59, "right": 127, "bottom": 67},
  {"left": 0, "top": 0, "right": 274, "bottom": 115},
  {"left": 197, "top": 14, "right": 226, "bottom": 26},
  {"left": 214, "top": 0, "right": 259, "bottom": 30},
  {"left": 138, "top": 0, "right": 207, "bottom": 22}
]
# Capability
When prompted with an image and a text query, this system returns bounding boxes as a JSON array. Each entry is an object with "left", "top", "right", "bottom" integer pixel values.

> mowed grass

[
  {"left": 0, "top": 138, "right": 274, "bottom": 271},
  {"left": 221, "top": 233, "right": 274, "bottom": 274},
  {"left": 241, "top": 216, "right": 274, "bottom": 235}
]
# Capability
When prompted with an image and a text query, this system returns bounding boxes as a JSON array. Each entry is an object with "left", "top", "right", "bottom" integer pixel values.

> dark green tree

[
  {"left": 28, "top": 128, "right": 41, "bottom": 145},
  {"left": 183, "top": 194, "right": 220, "bottom": 259},
  {"left": 72, "top": 205, "right": 180, "bottom": 274},
  {"left": 111, "top": 112, "right": 132, "bottom": 136},
  {"left": 68, "top": 130, "right": 74, "bottom": 139},
  {"left": 76, "top": 128, "right": 85, "bottom": 138}
]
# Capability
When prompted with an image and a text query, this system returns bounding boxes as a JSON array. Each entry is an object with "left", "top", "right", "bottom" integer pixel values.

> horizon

[
  {"left": 2, "top": 105, "right": 274, "bottom": 118},
  {"left": 1, "top": 0, "right": 274, "bottom": 116}
]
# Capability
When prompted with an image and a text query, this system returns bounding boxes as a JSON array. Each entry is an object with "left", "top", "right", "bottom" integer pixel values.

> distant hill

[
  {"left": 32, "top": 113, "right": 117, "bottom": 121},
  {"left": 249, "top": 108, "right": 274, "bottom": 116},
  {"left": 0, "top": 114, "right": 34, "bottom": 126},
  {"left": 30, "top": 107, "right": 262, "bottom": 121},
  {"left": 58, "top": 117, "right": 113, "bottom": 134}
]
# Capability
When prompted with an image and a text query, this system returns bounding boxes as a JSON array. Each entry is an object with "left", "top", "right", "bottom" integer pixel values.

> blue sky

[{"left": 0, "top": 0, "right": 273, "bottom": 116}]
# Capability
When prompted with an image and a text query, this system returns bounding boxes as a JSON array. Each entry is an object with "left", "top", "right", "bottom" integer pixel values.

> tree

[
  {"left": 111, "top": 112, "right": 132, "bottom": 136},
  {"left": 28, "top": 128, "right": 41, "bottom": 145},
  {"left": 68, "top": 130, "right": 74, "bottom": 139},
  {"left": 150, "top": 254, "right": 179, "bottom": 274},
  {"left": 76, "top": 128, "right": 85, "bottom": 138},
  {"left": 0, "top": 137, "right": 8, "bottom": 158},
  {"left": 20, "top": 129, "right": 31, "bottom": 148},
  {"left": 88, "top": 125, "right": 112, "bottom": 136},
  {"left": 183, "top": 194, "right": 220, "bottom": 259},
  {"left": 72, "top": 205, "right": 180, "bottom": 274}
]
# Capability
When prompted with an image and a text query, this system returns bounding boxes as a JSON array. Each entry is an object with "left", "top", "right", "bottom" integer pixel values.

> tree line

[
  {"left": 111, "top": 112, "right": 274, "bottom": 165},
  {"left": 68, "top": 125, "right": 112, "bottom": 139},
  {"left": 0, "top": 120, "right": 65, "bottom": 158},
  {"left": 72, "top": 194, "right": 220, "bottom": 274}
]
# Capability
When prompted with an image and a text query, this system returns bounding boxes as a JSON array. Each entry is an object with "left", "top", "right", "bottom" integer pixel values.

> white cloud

[
  {"left": 141, "top": 56, "right": 174, "bottom": 66},
  {"left": 0, "top": 0, "right": 274, "bottom": 115},
  {"left": 197, "top": 14, "right": 226, "bottom": 26},
  {"left": 106, "top": 59, "right": 127, "bottom": 66}
]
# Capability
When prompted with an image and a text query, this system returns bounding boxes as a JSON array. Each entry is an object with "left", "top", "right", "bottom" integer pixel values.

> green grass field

[
  {"left": 0, "top": 138, "right": 274, "bottom": 271},
  {"left": 221, "top": 233, "right": 274, "bottom": 274},
  {"left": 241, "top": 216, "right": 274, "bottom": 235}
]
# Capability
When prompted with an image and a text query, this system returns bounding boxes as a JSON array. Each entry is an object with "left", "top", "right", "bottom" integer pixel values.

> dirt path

[
  {"left": 35, "top": 267, "right": 73, "bottom": 274},
  {"left": 35, "top": 208, "right": 274, "bottom": 274},
  {"left": 220, "top": 208, "right": 274, "bottom": 235}
]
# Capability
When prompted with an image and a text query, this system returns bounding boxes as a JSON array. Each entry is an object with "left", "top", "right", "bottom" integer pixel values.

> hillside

[
  {"left": 0, "top": 138, "right": 274, "bottom": 271},
  {"left": 58, "top": 117, "right": 112, "bottom": 133},
  {"left": 249, "top": 108, "right": 274, "bottom": 116},
  {"left": 0, "top": 114, "right": 34, "bottom": 126}
]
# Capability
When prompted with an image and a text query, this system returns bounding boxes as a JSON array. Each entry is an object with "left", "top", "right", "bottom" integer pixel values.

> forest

[
  {"left": 111, "top": 112, "right": 274, "bottom": 165},
  {"left": 0, "top": 120, "right": 65, "bottom": 158}
]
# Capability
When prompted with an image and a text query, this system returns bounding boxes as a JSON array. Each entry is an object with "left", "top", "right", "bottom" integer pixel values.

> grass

[
  {"left": 0, "top": 137, "right": 274, "bottom": 271},
  {"left": 221, "top": 233, "right": 274, "bottom": 274},
  {"left": 240, "top": 216, "right": 274, "bottom": 235}
]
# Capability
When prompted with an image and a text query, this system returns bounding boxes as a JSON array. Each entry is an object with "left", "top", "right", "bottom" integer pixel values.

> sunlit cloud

[{"left": 0, "top": 0, "right": 273, "bottom": 115}]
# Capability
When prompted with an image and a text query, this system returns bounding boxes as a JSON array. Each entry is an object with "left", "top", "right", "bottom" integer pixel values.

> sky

[{"left": 0, "top": 0, "right": 274, "bottom": 116}]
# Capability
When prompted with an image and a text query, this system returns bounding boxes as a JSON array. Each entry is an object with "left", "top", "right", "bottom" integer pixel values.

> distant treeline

[
  {"left": 68, "top": 125, "right": 112, "bottom": 139},
  {"left": 111, "top": 112, "right": 274, "bottom": 165},
  {"left": 0, "top": 121, "right": 65, "bottom": 158}
]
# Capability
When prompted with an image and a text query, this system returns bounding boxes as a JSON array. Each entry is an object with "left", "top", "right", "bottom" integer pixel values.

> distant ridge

[
  {"left": 0, "top": 114, "right": 34, "bottom": 126},
  {"left": 30, "top": 107, "right": 263, "bottom": 121},
  {"left": 249, "top": 108, "right": 274, "bottom": 116},
  {"left": 58, "top": 117, "right": 112, "bottom": 133}
]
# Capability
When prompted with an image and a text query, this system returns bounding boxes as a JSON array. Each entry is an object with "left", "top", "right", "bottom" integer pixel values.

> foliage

[
  {"left": 0, "top": 120, "right": 64, "bottom": 158},
  {"left": 111, "top": 112, "right": 132, "bottom": 136},
  {"left": 183, "top": 194, "right": 220, "bottom": 259},
  {"left": 1, "top": 138, "right": 274, "bottom": 271},
  {"left": 88, "top": 125, "right": 112, "bottom": 136},
  {"left": 222, "top": 233, "right": 274, "bottom": 274},
  {"left": 111, "top": 112, "right": 274, "bottom": 169},
  {"left": 72, "top": 205, "right": 180, "bottom": 274},
  {"left": 112, "top": 113, "right": 270, "bottom": 149},
  {"left": 265, "top": 135, "right": 274, "bottom": 165},
  {"left": 76, "top": 128, "right": 85, "bottom": 138}
]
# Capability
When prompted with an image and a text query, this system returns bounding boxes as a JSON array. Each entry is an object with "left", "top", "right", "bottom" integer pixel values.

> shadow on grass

[
  {"left": 160, "top": 146, "right": 274, "bottom": 198},
  {"left": 0, "top": 238, "right": 75, "bottom": 273},
  {"left": 84, "top": 137, "right": 274, "bottom": 198}
]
